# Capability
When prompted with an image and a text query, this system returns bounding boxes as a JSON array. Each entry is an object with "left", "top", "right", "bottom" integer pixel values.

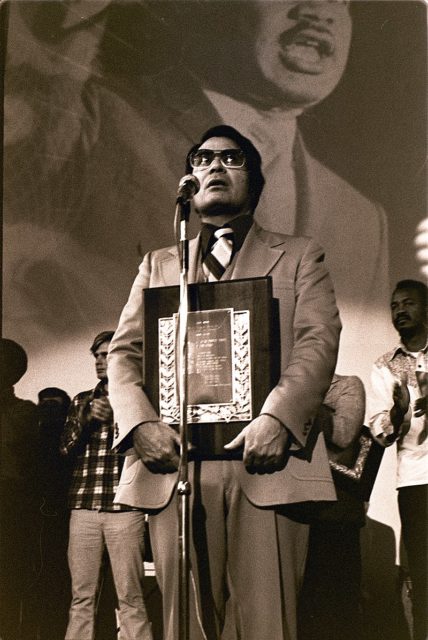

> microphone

[{"left": 176, "top": 174, "right": 200, "bottom": 203}]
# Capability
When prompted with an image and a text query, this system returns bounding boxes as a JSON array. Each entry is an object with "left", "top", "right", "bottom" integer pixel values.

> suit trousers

[
  {"left": 148, "top": 460, "right": 309, "bottom": 640},
  {"left": 65, "top": 509, "right": 152, "bottom": 640}
]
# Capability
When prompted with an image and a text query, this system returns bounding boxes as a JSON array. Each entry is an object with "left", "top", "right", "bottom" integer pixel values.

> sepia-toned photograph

[{"left": 2, "top": 1, "right": 427, "bottom": 639}]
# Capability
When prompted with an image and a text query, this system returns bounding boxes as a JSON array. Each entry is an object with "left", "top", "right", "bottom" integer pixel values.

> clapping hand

[
  {"left": 89, "top": 397, "right": 113, "bottom": 422},
  {"left": 392, "top": 374, "right": 410, "bottom": 415},
  {"left": 414, "top": 396, "right": 427, "bottom": 418}
]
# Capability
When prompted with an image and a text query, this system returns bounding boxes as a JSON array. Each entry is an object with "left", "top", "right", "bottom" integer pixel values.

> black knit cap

[
  {"left": 0, "top": 338, "right": 28, "bottom": 388},
  {"left": 90, "top": 331, "right": 115, "bottom": 354},
  {"left": 185, "top": 124, "right": 265, "bottom": 209},
  {"left": 38, "top": 387, "right": 71, "bottom": 406}
]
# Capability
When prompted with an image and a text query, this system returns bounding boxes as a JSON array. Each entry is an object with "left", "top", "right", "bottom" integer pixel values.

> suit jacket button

[{"left": 114, "top": 423, "right": 119, "bottom": 438}]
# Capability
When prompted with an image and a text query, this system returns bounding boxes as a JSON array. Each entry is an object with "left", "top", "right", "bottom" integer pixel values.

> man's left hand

[
  {"left": 90, "top": 397, "right": 113, "bottom": 423},
  {"left": 224, "top": 414, "right": 290, "bottom": 474},
  {"left": 414, "top": 396, "right": 428, "bottom": 417}
]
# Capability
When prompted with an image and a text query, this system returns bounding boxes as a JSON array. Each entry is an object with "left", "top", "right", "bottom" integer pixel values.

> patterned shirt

[
  {"left": 60, "top": 382, "right": 134, "bottom": 511},
  {"left": 369, "top": 343, "right": 428, "bottom": 488}
]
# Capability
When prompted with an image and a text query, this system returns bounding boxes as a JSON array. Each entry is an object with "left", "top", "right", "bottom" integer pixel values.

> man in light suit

[{"left": 107, "top": 125, "right": 341, "bottom": 640}]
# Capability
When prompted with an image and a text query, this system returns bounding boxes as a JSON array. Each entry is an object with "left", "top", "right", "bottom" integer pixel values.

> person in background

[
  {"left": 0, "top": 338, "right": 40, "bottom": 640},
  {"left": 38, "top": 386, "right": 72, "bottom": 507},
  {"left": 36, "top": 387, "right": 72, "bottom": 640},
  {"left": 38, "top": 386, "right": 71, "bottom": 412},
  {"left": 369, "top": 280, "right": 428, "bottom": 640},
  {"left": 60, "top": 331, "right": 153, "bottom": 640},
  {"left": 298, "top": 373, "right": 366, "bottom": 640}
]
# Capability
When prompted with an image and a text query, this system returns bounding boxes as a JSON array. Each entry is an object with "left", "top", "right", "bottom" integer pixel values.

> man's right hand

[
  {"left": 392, "top": 375, "right": 410, "bottom": 415},
  {"left": 390, "top": 374, "right": 411, "bottom": 435},
  {"left": 90, "top": 397, "right": 113, "bottom": 423},
  {"left": 132, "top": 421, "right": 181, "bottom": 473}
]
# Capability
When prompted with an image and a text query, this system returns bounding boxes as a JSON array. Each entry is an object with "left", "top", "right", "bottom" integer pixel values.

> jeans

[{"left": 65, "top": 509, "right": 152, "bottom": 640}]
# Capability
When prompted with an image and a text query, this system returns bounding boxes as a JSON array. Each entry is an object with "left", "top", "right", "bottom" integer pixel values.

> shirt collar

[
  {"left": 200, "top": 215, "right": 254, "bottom": 258},
  {"left": 390, "top": 340, "right": 428, "bottom": 360},
  {"left": 94, "top": 380, "right": 108, "bottom": 396}
]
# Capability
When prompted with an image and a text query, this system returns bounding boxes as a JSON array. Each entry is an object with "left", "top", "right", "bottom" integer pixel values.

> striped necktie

[{"left": 202, "top": 226, "right": 234, "bottom": 281}]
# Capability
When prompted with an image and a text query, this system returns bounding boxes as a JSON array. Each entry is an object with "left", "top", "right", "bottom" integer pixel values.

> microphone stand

[{"left": 174, "top": 195, "right": 191, "bottom": 640}]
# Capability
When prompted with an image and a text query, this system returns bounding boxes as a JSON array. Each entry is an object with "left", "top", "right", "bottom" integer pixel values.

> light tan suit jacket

[{"left": 108, "top": 222, "right": 341, "bottom": 510}]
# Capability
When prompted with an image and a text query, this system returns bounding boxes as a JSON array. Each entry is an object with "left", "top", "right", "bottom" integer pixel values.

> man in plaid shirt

[{"left": 60, "top": 331, "right": 153, "bottom": 640}]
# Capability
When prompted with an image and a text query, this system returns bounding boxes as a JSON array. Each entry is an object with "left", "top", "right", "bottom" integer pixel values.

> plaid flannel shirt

[{"left": 60, "top": 382, "right": 133, "bottom": 511}]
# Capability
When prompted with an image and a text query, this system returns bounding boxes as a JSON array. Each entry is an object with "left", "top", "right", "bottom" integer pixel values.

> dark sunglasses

[{"left": 189, "top": 148, "right": 246, "bottom": 169}]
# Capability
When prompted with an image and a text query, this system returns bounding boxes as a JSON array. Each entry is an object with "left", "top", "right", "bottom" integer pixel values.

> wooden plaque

[{"left": 143, "top": 277, "right": 280, "bottom": 460}]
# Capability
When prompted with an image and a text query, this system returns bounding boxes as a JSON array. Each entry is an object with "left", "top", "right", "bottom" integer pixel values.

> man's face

[
  {"left": 391, "top": 289, "right": 427, "bottom": 335},
  {"left": 38, "top": 397, "right": 68, "bottom": 426},
  {"left": 192, "top": 137, "right": 252, "bottom": 219},
  {"left": 93, "top": 340, "right": 111, "bottom": 381},
  {"left": 251, "top": 1, "right": 352, "bottom": 108}
]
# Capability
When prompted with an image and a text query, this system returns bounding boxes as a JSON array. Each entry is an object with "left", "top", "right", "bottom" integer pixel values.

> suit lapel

[
  {"left": 227, "top": 223, "right": 286, "bottom": 281},
  {"left": 158, "top": 226, "right": 285, "bottom": 285},
  {"left": 158, "top": 236, "right": 201, "bottom": 285},
  {"left": 188, "top": 236, "right": 202, "bottom": 283}
]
